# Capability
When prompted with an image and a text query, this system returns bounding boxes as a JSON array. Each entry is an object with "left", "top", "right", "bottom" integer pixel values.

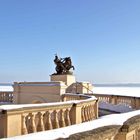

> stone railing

[
  {"left": 0, "top": 92, "right": 13, "bottom": 103},
  {"left": 59, "top": 113, "right": 140, "bottom": 140},
  {"left": 114, "top": 115, "right": 140, "bottom": 140},
  {"left": 3, "top": 111, "right": 140, "bottom": 140},
  {"left": 62, "top": 93, "right": 98, "bottom": 123},
  {"left": 0, "top": 94, "right": 98, "bottom": 138},
  {"left": 63, "top": 114, "right": 140, "bottom": 140},
  {"left": 64, "top": 125, "right": 121, "bottom": 140},
  {"left": 61, "top": 93, "right": 91, "bottom": 101},
  {"left": 87, "top": 93, "right": 140, "bottom": 110}
]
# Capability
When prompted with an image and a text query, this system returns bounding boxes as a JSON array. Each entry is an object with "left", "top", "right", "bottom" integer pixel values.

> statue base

[{"left": 50, "top": 74, "right": 76, "bottom": 86}]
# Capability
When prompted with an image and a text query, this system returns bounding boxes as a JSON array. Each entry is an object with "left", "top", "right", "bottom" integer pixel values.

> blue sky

[{"left": 0, "top": 0, "right": 140, "bottom": 83}]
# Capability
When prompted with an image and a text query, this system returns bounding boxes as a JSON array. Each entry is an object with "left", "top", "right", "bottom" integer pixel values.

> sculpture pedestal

[{"left": 50, "top": 74, "right": 76, "bottom": 86}]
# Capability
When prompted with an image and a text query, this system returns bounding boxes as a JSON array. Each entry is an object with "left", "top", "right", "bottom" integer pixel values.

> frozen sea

[
  {"left": 93, "top": 84, "right": 140, "bottom": 97},
  {"left": 0, "top": 84, "right": 13, "bottom": 92}
]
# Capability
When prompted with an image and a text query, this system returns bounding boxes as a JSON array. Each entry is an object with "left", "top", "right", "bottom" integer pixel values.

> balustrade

[
  {"left": 0, "top": 92, "right": 13, "bottom": 103},
  {"left": 89, "top": 93, "right": 140, "bottom": 110},
  {"left": 20, "top": 105, "right": 73, "bottom": 135},
  {"left": 0, "top": 93, "right": 98, "bottom": 138},
  {"left": 81, "top": 101, "right": 97, "bottom": 122}
]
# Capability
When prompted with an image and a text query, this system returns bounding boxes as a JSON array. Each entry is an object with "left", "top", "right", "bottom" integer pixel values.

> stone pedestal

[{"left": 50, "top": 74, "right": 76, "bottom": 86}]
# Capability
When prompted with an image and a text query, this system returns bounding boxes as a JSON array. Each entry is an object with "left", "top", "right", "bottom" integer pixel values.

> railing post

[
  {"left": 0, "top": 112, "right": 6, "bottom": 138},
  {"left": 94, "top": 100, "right": 98, "bottom": 119},
  {"left": 111, "top": 95, "right": 117, "bottom": 105},
  {"left": 0, "top": 109, "right": 23, "bottom": 138},
  {"left": 70, "top": 103, "right": 82, "bottom": 124},
  {"left": 135, "top": 98, "right": 140, "bottom": 109},
  {"left": 131, "top": 97, "right": 136, "bottom": 109}
]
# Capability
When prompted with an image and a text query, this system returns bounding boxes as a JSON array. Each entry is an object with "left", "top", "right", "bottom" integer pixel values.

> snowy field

[
  {"left": 93, "top": 87, "right": 140, "bottom": 97},
  {"left": 0, "top": 85, "right": 13, "bottom": 92}
]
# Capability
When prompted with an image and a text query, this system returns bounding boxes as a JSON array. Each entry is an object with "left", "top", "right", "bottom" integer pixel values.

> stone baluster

[
  {"left": 10, "top": 93, "right": 13, "bottom": 102},
  {"left": 109, "top": 96, "right": 112, "bottom": 103},
  {"left": 103, "top": 97, "right": 105, "bottom": 102},
  {"left": 137, "top": 128, "right": 140, "bottom": 140},
  {"left": 89, "top": 105, "right": 92, "bottom": 120},
  {"left": 2, "top": 93, "right": 5, "bottom": 101},
  {"left": 37, "top": 112, "right": 45, "bottom": 131},
  {"left": 8, "top": 93, "right": 10, "bottom": 102},
  {"left": 22, "top": 115, "right": 28, "bottom": 135},
  {"left": 135, "top": 98, "right": 140, "bottom": 109},
  {"left": 3, "top": 93, "right": 5, "bottom": 102},
  {"left": 105, "top": 97, "right": 107, "bottom": 102},
  {"left": 86, "top": 105, "right": 90, "bottom": 121},
  {"left": 1, "top": 93, "right": 3, "bottom": 101},
  {"left": 60, "top": 109, "right": 65, "bottom": 127},
  {"left": 88, "top": 105, "right": 91, "bottom": 121},
  {"left": 29, "top": 113, "right": 36, "bottom": 133},
  {"left": 131, "top": 97, "right": 136, "bottom": 109},
  {"left": 111, "top": 96, "right": 117, "bottom": 105},
  {"left": 91, "top": 104, "right": 95, "bottom": 119},
  {"left": 65, "top": 109, "right": 71, "bottom": 126},
  {"left": 81, "top": 107, "right": 85, "bottom": 122},
  {"left": 5, "top": 94, "right": 9, "bottom": 102},
  {"left": 5, "top": 93, "right": 8, "bottom": 102},
  {"left": 9, "top": 93, "right": 12, "bottom": 102},
  {"left": 107, "top": 97, "right": 109, "bottom": 103},
  {"left": 83, "top": 106, "right": 86, "bottom": 121},
  {"left": 4, "top": 93, "right": 6, "bottom": 102},
  {"left": 84, "top": 106, "right": 88, "bottom": 121},
  {"left": 89, "top": 105, "right": 93, "bottom": 120},
  {"left": 5, "top": 93, "right": 7, "bottom": 102},
  {"left": 53, "top": 110, "right": 60, "bottom": 129},
  {"left": 45, "top": 111, "right": 53, "bottom": 130}
]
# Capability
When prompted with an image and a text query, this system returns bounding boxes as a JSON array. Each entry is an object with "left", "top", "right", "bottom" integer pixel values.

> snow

[
  {"left": 0, "top": 101, "right": 74, "bottom": 110},
  {"left": 2, "top": 110, "right": 140, "bottom": 140},
  {"left": 0, "top": 86, "right": 13, "bottom": 92},
  {"left": 0, "top": 95, "right": 97, "bottom": 111},
  {"left": 99, "top": 101, "right": 135, "bottom": 113},
  {"left": 18, "top": 83, "right": 66, "bottom": 87},
  {"left": 93, "top": 87, "right": 140, "bottom": 97},
  {"left": 64, "top": 93, "right": 92, "bottom": 98}
]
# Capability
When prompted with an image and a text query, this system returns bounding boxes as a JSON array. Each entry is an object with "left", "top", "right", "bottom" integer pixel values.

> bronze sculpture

[{"left": 53, "top": 54, "right": 75, "bottom": 75}]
